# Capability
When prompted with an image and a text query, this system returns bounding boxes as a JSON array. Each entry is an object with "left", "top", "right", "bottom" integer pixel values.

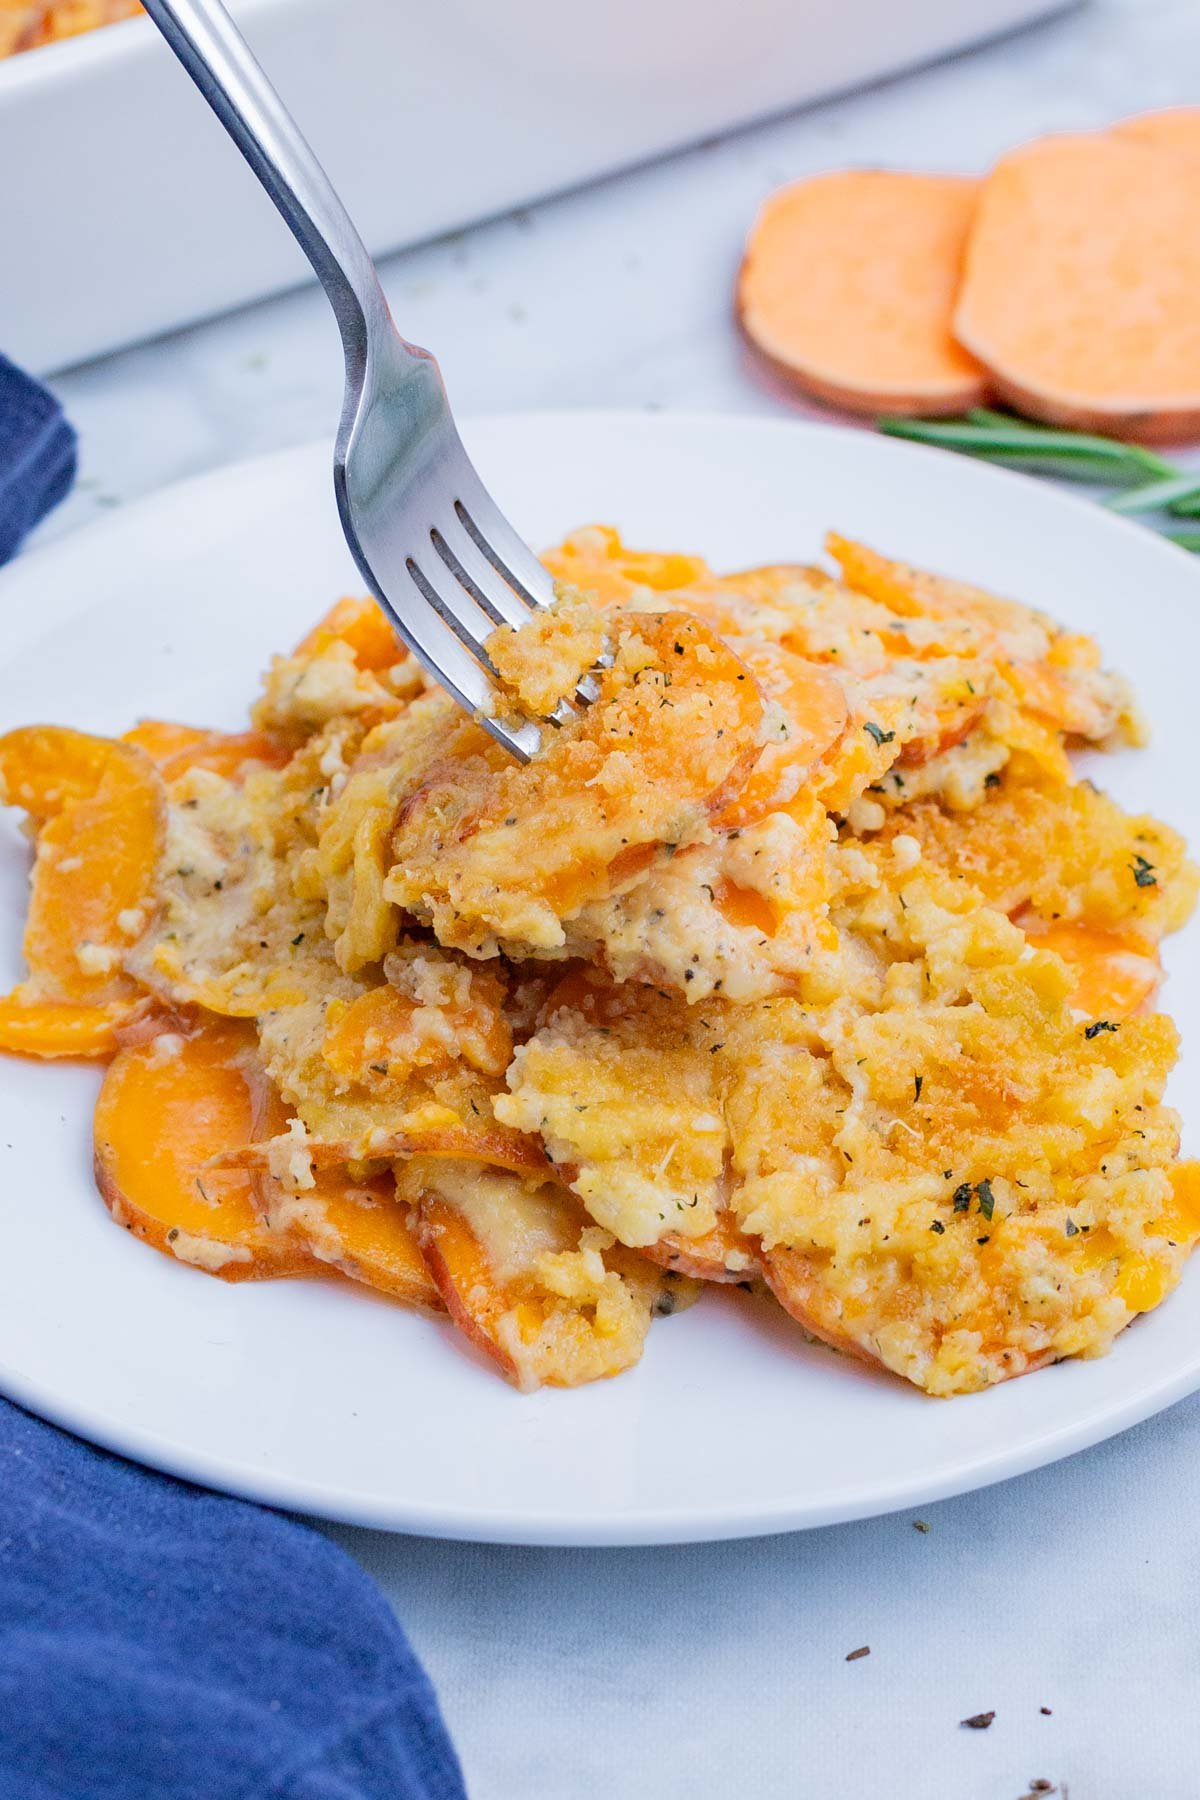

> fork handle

[{"left": 141, "top": 0, "right": 388, "bottom": 381}]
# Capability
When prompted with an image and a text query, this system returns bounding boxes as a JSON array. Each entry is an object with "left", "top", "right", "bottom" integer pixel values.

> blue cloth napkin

[
  {"left": 0, "top": 353, "right": 76, "bottom": 561},
  {"left": 0, "top": 356, "right": 467, "bottom": 1799}
]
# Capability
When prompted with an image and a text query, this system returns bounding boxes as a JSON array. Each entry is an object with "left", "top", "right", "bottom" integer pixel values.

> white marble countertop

[{"left": 35, "top": 2, "right": 1200, "bottom": 1794}]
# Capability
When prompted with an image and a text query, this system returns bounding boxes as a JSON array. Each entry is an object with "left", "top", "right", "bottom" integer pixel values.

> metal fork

[{"left": 141, "top": 0, "right": 563, "bottom": 760}]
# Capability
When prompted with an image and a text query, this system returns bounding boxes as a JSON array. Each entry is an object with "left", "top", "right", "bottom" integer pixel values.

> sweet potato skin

[{"left": 737, "top": 170, "right": 988, "bottom": 417}]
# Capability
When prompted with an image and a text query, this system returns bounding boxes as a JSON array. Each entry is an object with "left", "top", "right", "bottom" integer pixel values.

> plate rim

[{"left": 4, "top": 410, "right": 1200, "bottom": 1546}]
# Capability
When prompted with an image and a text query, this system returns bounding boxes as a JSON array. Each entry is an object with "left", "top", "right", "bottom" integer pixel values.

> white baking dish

[{"left": 1, "top": 0, "right": 1076, "bottom": 374}]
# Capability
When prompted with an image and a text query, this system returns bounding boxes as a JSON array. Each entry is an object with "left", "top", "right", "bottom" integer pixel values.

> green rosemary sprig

[{"left": 877, "top": 411, "right": 1200, "bottom": 547}]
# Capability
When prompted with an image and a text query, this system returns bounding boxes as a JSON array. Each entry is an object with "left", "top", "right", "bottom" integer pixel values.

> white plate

[{"left": 2, "top": 412, "right": 1198, "bottom": 1546}]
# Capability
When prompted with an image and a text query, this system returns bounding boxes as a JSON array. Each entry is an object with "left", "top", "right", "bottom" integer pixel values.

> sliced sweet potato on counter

[
  {"left": 1115, "top": 108, "right": 1200, "bottom": 159},
  {"left": 255, "top": 1164, "right": 442, "bottom": 1311},
  {"left": 93, "top": 1018, "right": 317, "bottom": 1280},
  {"left": 737, "top": 171, "right": 987, "bottom": 417},
  {"left": 0, "top": 727, "right": 164, "bottom": 1057},
  {"left": 954, "top": 132, "right": 1200, "bottom": 441},
  {"left": 408, "top": 1159, "right": 686, "bottom": 1389}
]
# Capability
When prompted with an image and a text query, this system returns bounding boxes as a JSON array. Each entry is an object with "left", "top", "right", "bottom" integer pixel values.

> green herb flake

[
  {"left": 929, "top": 1219, "right": 945, "bottom": 1235},
  {"left": 1131, "top": 854, "right": 1158, "bottom": 888},
  {"left": 1084, "top": 1019, "right": 1120, "bottom": 1040},
  {"left": 863, "top": 721, "right": 895, "bottom": 746},
  {"left": 913, "top": 1074, "right": 924, "bottom": 1102},
  {"left": 976, "top": 1179, "right": 996, "bottom": 1222},
  {"left": 952, "top": 1183, "right": 973, "bottom": 1213}
]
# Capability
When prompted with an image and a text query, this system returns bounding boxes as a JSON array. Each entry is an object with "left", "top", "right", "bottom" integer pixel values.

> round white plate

[{"left": 2, "top": 412, "right": 1199, "bottom": 1546}]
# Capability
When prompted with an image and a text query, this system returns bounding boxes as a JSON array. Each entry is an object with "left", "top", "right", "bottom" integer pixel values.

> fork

[{"left": 141, "top": 0, "right": 564, "bottom": 760}]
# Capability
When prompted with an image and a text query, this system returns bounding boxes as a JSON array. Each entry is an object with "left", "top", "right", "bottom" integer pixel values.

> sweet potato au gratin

[
  {"left": 3, "top": 528, "right": 1199, "bottom": 1395},
  {"left": 0, "top": 1, "right": 140, "bottom": 57}
]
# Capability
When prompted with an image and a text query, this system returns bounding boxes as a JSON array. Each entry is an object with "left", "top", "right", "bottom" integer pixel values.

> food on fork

[{"left": 2, "top": 524, "right": 1198, "bottom": 1394}]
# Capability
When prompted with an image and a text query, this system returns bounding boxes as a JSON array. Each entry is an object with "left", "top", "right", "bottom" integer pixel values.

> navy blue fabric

[
  {"left": 0, "top": 363, "right": 467, "bottom": 1799},
  {"left": 0, "top": 1400, "right": 467, "bottom": 1799},
  {"left": 0, "top": 354, "right": 76, "bottom": 562}
]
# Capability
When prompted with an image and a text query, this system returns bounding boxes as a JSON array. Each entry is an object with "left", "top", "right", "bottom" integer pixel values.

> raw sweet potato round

[
  {"left": 954, "top": 132, "right": 1200, "bottom": 441},
  {"left": 737, "top": 170, "right": 987, "bottom": 417}
]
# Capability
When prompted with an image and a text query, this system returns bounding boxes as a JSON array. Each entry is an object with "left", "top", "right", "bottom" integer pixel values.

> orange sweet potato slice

[
  {"left": 541, "top": 527, "right": 713, "bottom": 607},
  {"left": 954, "top": 133, "right": 1200, "bottom": 440},
  {"left": 411, "top": 1161, "right": 671, "bottom": 1389},
  {"left": 161, "top": 731, "right": 291, "bottom": 783},
  {"left": 737, "top": 171, "right": 987, "bottom": 417},
  {"left": 0, "top": 727, "right": 164, "bottom": 1057},
  {"left": 1115, "top": 108, "right": 1200, "bottom": 160},
  {"left": 0, "top": 998, "right": 136, "bottom": 1060},
  {"left": 1019, "top": 915, "right": 1162, "bottom": 1020},
  {"left": 641, "top": 1212, "right": 760, "bottom": 1284},
  {"left": 93, "top": 1018, "right": 317, "bottom": 1280},
  {"left": 294, "top": 596, "right": 404, "bottom": 673},
  {"left": 321, "top": 978, "right": 512, "bottom": 1085},
  {"left": 254, "top": 1164, "right": 442, "bottom": 1311},
  {"left": 713, "top": 642, "right": 847, "bottom": 828},
  {"left": 123, "top": 719, "right": 291, "bottom": 782},
  {"left": 123, "top": 720, "right": 212, "bottom": 764},
  {"left": 224, "top": 1116, "right": 550, "bottom": 1181}
]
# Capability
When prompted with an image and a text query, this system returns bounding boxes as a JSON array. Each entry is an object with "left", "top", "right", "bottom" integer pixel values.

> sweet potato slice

[
  {"left": 737, "top": 171, "right": 987, "bottom": 417},
  {"left": 713, "top": 642, "right": 847, "bottom": 829},
  {"left": 255, "top": 1165, "right": 442, "bottom": 1310},
  {"left": 1019, "top": 915, "right": 1162, "bottom": 1020},
  {"left": 123, "top": 721, "right": 290, "bottom": 783},
  {"left": 93, "top": 1019, "right": 316, "bottom": 1280},
  {"left": 293, "top": 596, "right": 404, "bottom": 673},
  {"left": 541, "top": 527, "right": 713, "bottom": 607},
  {"left": 955, "top": 133, "right": 1200, "bottom": 440},
  {"left": 0, "top": 728, "right": 164, "bottom": 1055},
  {"left": 123, "top": 720, "right": 212, "bottom": 764},
  {"left": 1115, "top": 108, "right": 1200, "bottom": 159},
  {"left": 410, "top": 1159, "right": 677, "bottom": 1389},
  {"left": 642, "top": 1212, "right": 760, "bottom": 1284}
]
